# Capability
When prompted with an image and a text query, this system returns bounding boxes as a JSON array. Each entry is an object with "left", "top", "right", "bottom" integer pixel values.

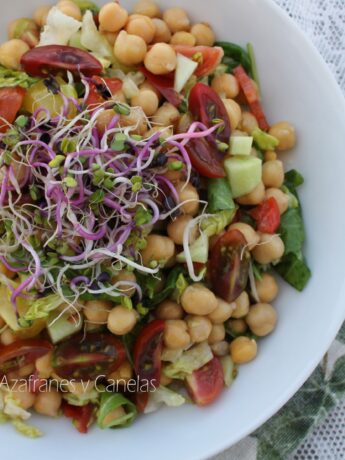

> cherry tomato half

[
  {"left": 171, "top": 45, "right": 224, "bottom": 77},
  {"left": 131, "top": 391, "right": 150, "bottom": 413},
  {"left": 0, "top": 338, "right": 53, "bottom": 375},
  {"left": 52, "top": 332, "right": 126, "bottom": 381},
  {"left": 133, "top": 320, "right": 165, "bottom": 389},
  {"left": 86, "top": 76, "right": 123, "bottom": 107},
  {"left": 21, "top": 45, "right": 103, "bottom": 77},
  {"left": 186, "top": 357, "right": 224, "bottom": 406},
  {"left": 189, "top": 82, "right": 231, "bottom": 145},
  {"left": 140, "top": 67, "right": 181, "bottom": 107},
  {"left": 208, "top": 229, "right": 250, "bottom": 303},
  {"left": 62, "top": 401, "right": 95, "bottom": 434},
  {"left": 0, "top": 87, "right": 26, "bottom": 133},
  {"left": 186, "top": 137, "right": 225, "bottom": 178},
  {"left": 250, "top": 197, "right": 281, "bottom": 234}
]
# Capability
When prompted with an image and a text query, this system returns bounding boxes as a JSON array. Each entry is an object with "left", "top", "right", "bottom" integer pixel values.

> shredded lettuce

[
  {"left": 144, "top": 386, "right": 186, "bottom": 414},
  {"left": 12, "top": 419, "right": 42, "bottom": 438},
  {"left": 220, "top": 356, "right": 237, "bottom": 387},
  {"left": 81, "top": 11, "right": 113, "bottom": 68},
  {"left": 39, "top": 7, "right": 82, "bottom": 46},
  {"left": 97, "top": 392, "right": 137, "bottom": 429},
  {"left": 177, "top": 233, "right": 209, "bottom": 264},
  {"left": 0, "top": 66, "right": 39, "bottom": 89},
  {"left": 161, "top": 348, "right": 184, "bottom": 363},
  {"left": 201, "top": 209, "right": 236, "bottom": 237},
  {"left": 252, "top": 127, "right": 279, "bottom": 151},
  {"left": 171, "top": 273, "right": 189, "bottom": 303},
  {"left": 64, "top": 388, "right": 99, "bottom": 407},
  {"left": 164, "top": 342, "right": 213, "bottom": 379},
  {"left": 2, "top": 393, "right": 30, "bottom": 421},
  {"left": 20, "top": 294, "right": 64, "bottom": 323}
]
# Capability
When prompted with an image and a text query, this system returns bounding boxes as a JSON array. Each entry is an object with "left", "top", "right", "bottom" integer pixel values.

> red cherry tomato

[
  {"left": 250, "top": 197, "right": 281, "bottom": 234},
  {"left": 140, "top": 67, "right": 181, "bottom": 107},
  {"left": 52, "top": 332, "right": 125, "bottom": 381},
  {"left": 21, "top": 45, "right": 103, "bottom": 77},
  {"left": 208, "top": 229, "right": 250, "bottom": 303},
  {"left": 0, "top": 339, "right": 53, "bottom": 375},
  {"left": 186, "top": 357, "right": 224, "bottom": 406},
  {"left": 0, "top": 87, "right": 26, "bottom": 133},
  {"left": 171, "top": 45, "right": 224, "bottom": 77},
  {"left": 189, "top": 82, "right": 231, "bottom": 144},
  {"left": 62, "top": 401, "right": 94, "bottom": 433},
  {"left": 133, "top": 320, "right": 165, "bottom": 389},
  {"left": 86, "top": 76, "right": 123, "bottom": 107},
  {"left": 132, "top": 391, "right": 150, "bottom": 413},
  {"left": 186, "top": 137, "right": 226, "bottom": 178}
]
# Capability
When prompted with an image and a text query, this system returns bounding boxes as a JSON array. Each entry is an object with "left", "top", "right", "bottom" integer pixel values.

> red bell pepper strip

[{"left": 250, "top": 197, "right": 281, "bottom": 234}]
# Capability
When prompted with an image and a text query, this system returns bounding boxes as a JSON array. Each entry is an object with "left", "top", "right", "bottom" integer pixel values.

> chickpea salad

[{"left": 0, "top": 0, "right": 311, "bottom": 438}]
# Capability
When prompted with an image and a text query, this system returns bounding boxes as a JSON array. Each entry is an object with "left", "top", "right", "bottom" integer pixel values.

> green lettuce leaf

[
  {"left": 20, "top": 294, "right": 64, "bottom": 323},
  {"left": 12, "top": 419, "right": 42, "bottom": 438},
  {"left": 144, "top": 386, "right": 186, "bottom": 414},
  {"left": 252, "top": 127, "right": 279, "bottom": 150},
  {"left": 63, "top": 387, "right": 100, "bottom": 407},
  {"left": 176, "top": 233, "right": 209, "bottom": 264},
  {"left": 207, "top": 178, "right": 235, "bottom": 213},
  {"left": 201, "top": 209, "right": 237, "bottom": 237},
  {"left": 0, "top": 66, "right": 39, "bottom": 88},
  {"left": 164, "top": 342, "right": 213, "bottom": 379},
  {"left": 97, "top": 392, "right": 137, "bottom": 429}
]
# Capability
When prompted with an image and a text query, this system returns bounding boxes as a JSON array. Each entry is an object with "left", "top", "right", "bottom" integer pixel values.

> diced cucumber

[
  {"left": 174, "top": 54, "right": 198, "bottom": 93},
  {"left": 224, "top": 156, "right": 262, "bottom": 198},
  {"left": 229, "top": 136, "right": 253, "bottom": 156},
  {"left": 176, "top": 233, "right": 209, "bottom": 264},
  {"left": 47, "top": 310, "right": 83, "bottom": 344}
]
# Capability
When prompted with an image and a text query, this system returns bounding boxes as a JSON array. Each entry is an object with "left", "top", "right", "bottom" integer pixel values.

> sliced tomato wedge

[
  {"left": 0, "top": 87, "right": 26, "bottom": 133},
  {"left": 133, "top": 320, "right": 165, "bottom": 389},
  {"left": 86, "top": 76, "right": 123, "bottom": 107},
  {"left": 171, "top": 45, "right": 224, "bottom": 77},
  {"left": 208, "top": 229, "right": 250, "bottom": 303},
  {"left": 62, "top": 401, "right": 95, "bottom": 434},
  {"left": 250, "top": 197, "right": 281, "bottom": 234},
  {"left": 186, "top": 357, "right": 224, "bottom": 406},
  {"left": 140, "top": 67, "right": 181, "bottom": 107},
  {"left": 233, "top": 65, "right": 269, "bottom": 131},
  {"left": 186, "top": 137, "right": 226, "bottom": 178},
  {"left": 21, "top": 45, "right": 103, "bottom": 77},
  {"left": 52, "top": 332, "right": 126, "bottom": 381},
  {"left": 0, "top": 339, "right": 53, "bottom": 375}
]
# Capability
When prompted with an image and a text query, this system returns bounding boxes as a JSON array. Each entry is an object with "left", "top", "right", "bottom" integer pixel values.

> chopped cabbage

[
  {"left": 39, "top": 7, "right": 82, "bottom": 46},
  {"left": 3, "top": 393, "right": 31, "bottom": 421},
  {"left": 144, "top": 386, "right": 186, "bottom": 414},
  {"left": 63, "top": 387, "right": 99, "bottom": 406},
  {"left": 81, "top": 11, "right": 113, "bottom": 67},
  {"left": 21, "top": 293, "right": 65, "bottom": 323},
  {"left": 201, "top": 210, "right": 236, "bottom": 237},
  {"left": 164, "top": 342, "right": 213, "bottom": 379},
  {"left": 12, "top": 420, "right": 42, "bottom": 438},
  {"left": 176, "top": 233, "right": 209, "bottom": 264}
]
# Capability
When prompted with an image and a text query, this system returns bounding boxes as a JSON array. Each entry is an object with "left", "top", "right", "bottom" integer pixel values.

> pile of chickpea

[{"left": 0, "top": 0, "right": 298, "bottom": 417}]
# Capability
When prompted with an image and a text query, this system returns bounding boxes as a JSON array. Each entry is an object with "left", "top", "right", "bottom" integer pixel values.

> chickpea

[
  {"left": 141, "top": 234, "right": 175, "bottom": 266},
  {"left": 167, "top": 214, "right": 198, "bottom": 245},
  {"left": 177, "top": 112, "right": 193, "bottom": 134},
  {"left": 186, "top": 315, "right": 212, "bottom": 343},
  {"left": 264, "top": 151, "right": 277, "bottom": 162},
  {"left": 95, "top": 109, "right": 115, "bottom": 132},
  {"left": 239, "top": 111, "right": 259, "bottom": 134},
  {"left": 211, "top": 341, "right": 229, "bottom": 357},
  {"left": 8, "top": 18, "right": 39, "bottom": 48},
  {"left": 170, "top": 31, "right": 196, "bottom": 46},
  {"left": 227, "top": 318, "right": 248, "bottom": 335},
  {"left": 17, "top": 363, "right": 35, "bottom": 378},
  {"left": 230, "top": 336, "right": 257, "bottom": 364},
  {"left": 144, "top": 126, "right": 173, "bottom": 139},
  {"left": 211, "top": 74, "right": 240, "bottom": 99},
  {"left": 140, "top": 80, "right": 160, "bottom": 98},
  {"left": 133, "top": 0, "right": 161, "bottom": 18},
  {"left": 107, "top": 361, "right": 133, "bottom": 383},
  {"left": 118, "top": 108, "right": 147, "bottom": 135},
  {"left": 126, "top": 15, "right": 156, "bottom": 44},
  {"left": 84, "top": 300, "right": 112, "bottom": 324},
  {"left": 175, "top": 182, "right": 200, "bottom": 216},
  {"left": 112, "top": 270, "right": 137, "bottom": 297},
  {"left": 163, "top": 8, "right": 190, "bottom": 33},
  {"left": 269, "top": 122, "right": 296, "bottom": 151},
  {"left": 144, "top": 43, "right": 177, "bottom": 75},
  {"left": 35, "top": 351, "right": 53, "bottom": 379},
  {"left": 57, "top": 1, "right": 82, "bottom": 21},
  {"left": 99, "top": 2, "right": 129, "bottom": 33},
  {"left": 255, "top": 273, "right": 279, "bottom": 303},
  {"left": 164, "top": 320, "right": 190, "bottom": 349},
  {"left": 101, "top": 31, "right": 118, "bottom": 47},
  {"left": 153, "top": 102, "right": 180, "bottom": 127},
  {"left": 0, "top": 39, "right": 30, "bottom": 70},
  {"left": 1, "top": 329, "right": 16, "bottom": 345},
  {"left": 181, "top": 283, "right": 218, "bottom": 316},
  {"left": 229, "top": 223, "right": 260, "bottom": 251},
  {"left": 262, "top": 160, "right": 284, "bottom": 188},
  {"left": 232, "top": 291, "right": 250, "bottom": 319},
  {"left": 156, "top": 300, "right": 184, "bottom": 320},
  {"left": 107, "top": 306, "right": 138, "bottom": 335},
  {"left": 208, "top": 324, "right": 226, "bottom": 345},
  {"left": 34, "top": 389, "right": 62, "bottom": 417},
  {"left": 252, "top": 233, "right": 285, "bottom": 264},
  {"left": 33, "top": 5, "right": 51, "bottom": 27},
  {"left": 236, "top": 181, "right": 265, "bottom": 206},
  {"left": 131, "top": 89, "right": 159, "bottom": 116},
  {"left": 246, "top": 303, "right": 277, "bottom": 336},
  {"left": 208, "top": 298, "right": 234, "bottom": 324},
  {"left": 265, "top": 188, "right": 289, "bottom": 214},
  {"left": 152, "top": 18, "right": 172, "bottom": 43},
  {"left": 190, "top": 23, "right": 215, "bottom": 46},
  {"left": 11, "top": 389, "right": 36, "bottom": 410},
  {"left": 114, "top": 31, "right": 147, "bottom": 66},
  {"left": 223, "top": 99, "right": 242, "bottom": 130}
]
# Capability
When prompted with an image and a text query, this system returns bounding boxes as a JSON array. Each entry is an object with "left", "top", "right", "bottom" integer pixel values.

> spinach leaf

[
  {"left": 215, "top": 41, "right": 252, "bottom": 74},
  {"left": 284, "top": 169, "right": 304, "bottom": 192},
  {"left": 279, "top": 208, "right": 305, "bottom": 255},
  {"left": 150, "top": 266, "right": 184, "bottom": 306},
  {"left": 208, "top": 178, "right": 235, "bottom": 213},
  {"left": 275, "top": 254, "right": 311, "bottom": 292}
]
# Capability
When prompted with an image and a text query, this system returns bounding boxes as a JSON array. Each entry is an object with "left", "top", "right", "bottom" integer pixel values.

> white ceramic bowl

[{"left": 2, "top": 1, "right": 345, "bottom": 459}]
